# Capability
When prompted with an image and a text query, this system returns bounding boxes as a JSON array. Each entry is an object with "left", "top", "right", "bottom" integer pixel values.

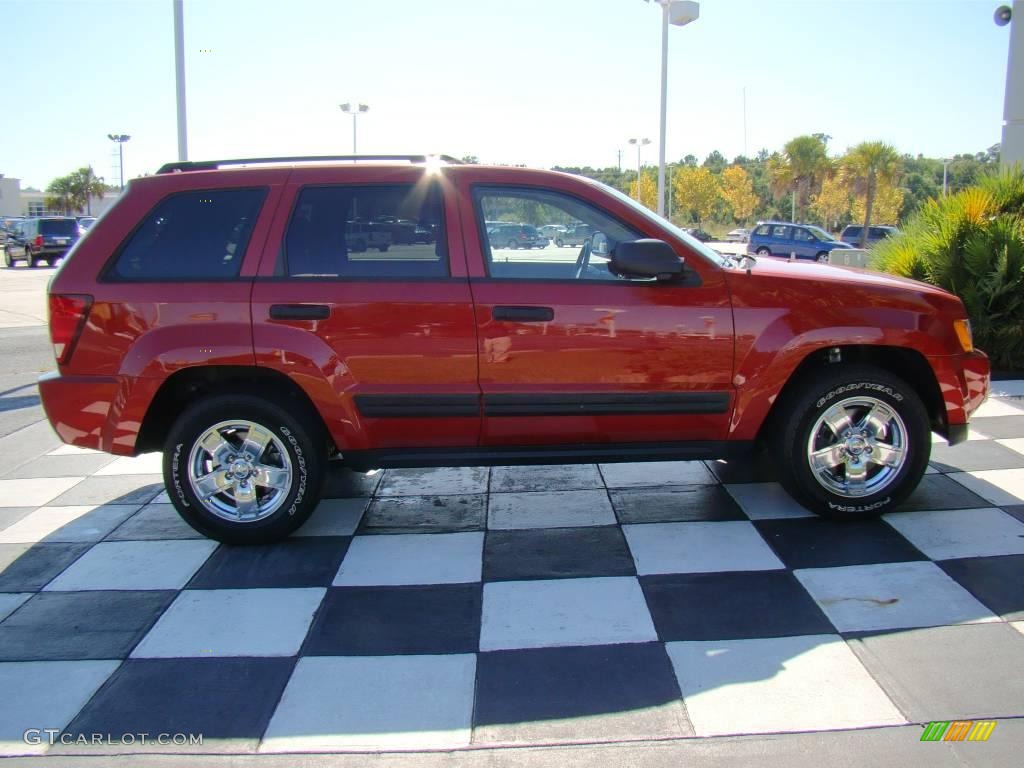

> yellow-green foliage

[{"left": 871, "top": 168, "right": 1024, "bottom": 369}]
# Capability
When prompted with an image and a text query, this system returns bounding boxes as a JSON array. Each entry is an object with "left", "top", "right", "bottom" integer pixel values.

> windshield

[
  {"left": 592, "top": 180, "right": 728, "bottom": 267},
  {"left": 806, "top": 225, "right": 834, "bottom": 241},
  {"left": 39, "top": 219, "right": 78, "bottom": 236}
]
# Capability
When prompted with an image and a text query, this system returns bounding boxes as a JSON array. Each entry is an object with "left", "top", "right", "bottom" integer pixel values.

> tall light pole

[
  {"left": 942, "top": 158, "right": 951, "bottom": 196},
  {"left": 996, "top": 4, "right": 1024, "bottom": 167},
  {"left": 173, "top": 0, "right": 188, "bottom": 161},
  {"left": 108, "top": 134, "right": 131, "bottom": 190},
  {"left": 646, "top": 0, "right": 700, "bottom": 218},
  {"left": 629, "top": 138, "right": 651, "bottom": 203},
  {"left": 339, "top": 103, "right": 369, "bottom": 154}
]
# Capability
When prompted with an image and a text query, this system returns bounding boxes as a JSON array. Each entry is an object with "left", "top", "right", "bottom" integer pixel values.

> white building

[{"left": 0, "top": 174, "right": 122, "bottom": 218}]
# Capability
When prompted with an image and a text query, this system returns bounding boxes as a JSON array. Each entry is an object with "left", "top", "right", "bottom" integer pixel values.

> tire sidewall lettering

[
  {"left": 280, "top": 426, "right": 307, "bottom": 517},
  {"left": 171, "top": 442, "right": 190, "bottom": 508},
  {"left": 815, "top": 382, "right": 903, "bottom": 410}
]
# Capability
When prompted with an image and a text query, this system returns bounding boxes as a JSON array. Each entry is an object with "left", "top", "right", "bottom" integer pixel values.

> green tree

[
  {"left": 45, "top": 175, "right": 75, "bottom": 215},
  {"left": 673, "top": 166, "right": 720, "bottom": 225},
  {"left": 768, "top": 135, "right": 832, "bottom": 223},
  {"left": 703, "top": 150, "right": 727, "bottom": 173},
  {"left": 70, "top": 167, "right": 106, "bottom": 215},
  {"left": 811, "top": 176, "right": 850, "bottom": 233},
  {"left": 842, "top": 141, "right": 902, "bottom": 247}
]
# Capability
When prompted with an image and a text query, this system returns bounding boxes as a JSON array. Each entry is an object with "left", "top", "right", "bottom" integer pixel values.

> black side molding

[
  {"left": 355, "top": 394, "right": 479, "bottom": 418},
  {"left": 484, "top": 392, "right": 730, "bottom": 416},
  {"left": 269, "top": 304, "right": 331, "bottom": 321}
]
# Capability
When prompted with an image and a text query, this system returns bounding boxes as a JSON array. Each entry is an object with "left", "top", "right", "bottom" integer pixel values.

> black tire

[
  {"left": 555, "top": 238, "right": 564, "bottom": 248},
  {"left": 3, "top": 248, "right": 12, "bottom": 268},
  {"left": 164, "top": 395, "right": 326, "bottom": 544},
  {"left": 756, "top": 247, "right": 771, "bottom": 257},
  {"left": 377, "top": 243, "right": 390, "bottom": 252},
  {"left": 507, "top": 239, "right": 518, "bottom": 249},
  {"left": 816, "top": 251, "right": 830, "bottom": 263},
  {"left": 774, "top": 365, "right": 930, "bottom": 520},
  {"left": 29, "top": 255, "right": 39, "bottom": 268}
]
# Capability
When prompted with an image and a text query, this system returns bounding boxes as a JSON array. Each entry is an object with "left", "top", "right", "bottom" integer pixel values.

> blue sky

[{"left": 0, "top": 0, "right": 1011, "bottom": 189}]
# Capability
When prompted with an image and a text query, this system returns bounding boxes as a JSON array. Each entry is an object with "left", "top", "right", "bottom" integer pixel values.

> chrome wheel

[
  {"left": 806, "top": 396, "right": 908, "bottom": 498},
  {"left": 187, "top": 419, "right": 292, "bottom": 523}
]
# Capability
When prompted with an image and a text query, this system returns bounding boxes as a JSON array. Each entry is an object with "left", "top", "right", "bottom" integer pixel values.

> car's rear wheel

[
  {"left": 756, "top": 247, "right": 771, "bottom": 257},
  {"left": 508, "top": 239, "right": 518, "bottom": 249},
  {"left": 556, "top": 238, "right": 564, "bottom": 247},
  {"left": 164, "top": 395, "right": 326, "bottom": 544},
  {"left": 774, "top": 366, "right": 930, "bottom": 519},
  {"left": 816, "top": 251, "right": 830, "bottom": 263},
  {"left": 378, "top": 243, "right": 390, "bottom": 252}
]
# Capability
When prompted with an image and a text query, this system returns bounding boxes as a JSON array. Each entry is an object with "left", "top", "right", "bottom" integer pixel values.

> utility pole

[{"left": 173, "top": 0, "right": 188, "bottom": 161}]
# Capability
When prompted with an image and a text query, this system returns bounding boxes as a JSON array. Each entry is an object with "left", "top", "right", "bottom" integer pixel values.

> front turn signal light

[{"left": 953, "top": 319, "right": 974, "bottom": 353}]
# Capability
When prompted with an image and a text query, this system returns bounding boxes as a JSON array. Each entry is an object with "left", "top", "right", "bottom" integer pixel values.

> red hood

[{"left": 742, "top": 257, "right": 953, "bottom": 299}]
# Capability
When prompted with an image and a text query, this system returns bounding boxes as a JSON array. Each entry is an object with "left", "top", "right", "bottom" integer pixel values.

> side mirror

[
  {"left": 591, "top": 231, "right": 609, "bottom": 257},
  {"left": 611, "top": 239, "right": 684, "bottom": 280}
]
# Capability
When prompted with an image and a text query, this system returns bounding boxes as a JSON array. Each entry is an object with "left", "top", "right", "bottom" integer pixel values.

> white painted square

[
  {"left": 0, "top": 661, "right": 120, "bottom": 755},
  {"left": 989, "top": 381, "right": 1024, "bottom": 397},
  {"left": 293, "top": 498, "right": 368, "bottom": 537},
  {"left": 261, "top": 655, "right": 476, "bottom": 752},
  {"left": 333, "top": 532, "right": 482, "bottom": 586},
  {"left": 480, "top": 577, "right": 657, "bottom": 651},
  {"left": 598, "top": 461, "right": 716, "bottom": 488},
  {"left": 666, "top": 635, "right": 905, "bottom": 736},
  {"left": 0, "top": 593, "right": 30, "bottom": 622},
  {"left": 883, "top": 507, "right": 1024, "bottom": 559},
  {"left": 93, "top": 452, "right": 163, "bottom": 475},
  {"left": 132, "top": 588, "right": 325, "bottom": 658},
  {"left": 997, "top": 438, "right": 1024, "bottom": 457},
  {"left": 931, "top": 429, "right": 990, "bottom": 443},
  {"left": 794, "top": 561, "right": 999, "bottom": 633},
  {"left": 623, "top": 521, "right": 784, "bottom": 575},
  {"left": 724, "top": 482, "right": 815, "bottom": 519},
  {"left": 1012, "top": 621, "right": 1024, "bottom": 639},
  {"left": 0, "top": 505, "right": 139, "bottom": 544},
  {"left": 47, "top": 444, "right": 101, "bottom": 456},
  {"left": 43, "top": 539, "right": 218, "bottom": 591},
  {"left": 488, "top": 490, "right": 615, "bottom": 530},
  {"left": 378, "top": 467, "right": 488, "bottom": 497},
  {"left": 972, "top": 398, "right": 1024, "bottom": 418},
  {"left": 948, "top": 469, "right": 1024, "bottom": 506},
  {"left": 0, "top": 477, "right": 84, "bottom": 508}
]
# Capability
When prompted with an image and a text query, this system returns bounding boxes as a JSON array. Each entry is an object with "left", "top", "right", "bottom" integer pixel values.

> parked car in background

[
  {"left": 555, "top": 224, "right": 593, "bottom": 247},
  {"left": 77, "top": 217, "right": 97, "bottom": 236},
  {"left": 840, "top": 225, "right": 900, "bottom": 248},
  {"left": 685, "top": 227, "right": 714, "bottom": 242},
  {"left": 747, "top": 221, "right": 853, "bottom": 262},
  {"left": 488, "top": 223, "right": 542, "bottom": 249},
  {"left": 37, "top": 155, "right": 988, "bottom": 544},
  {"left": 4, "top": 217, "right": 80, "bottom": 267},
  {"left": 725, "top": 228, "right": 750, "bottom": 242},
  {"left": 538, "top": 224, "right": 567, "bottom": 241}
]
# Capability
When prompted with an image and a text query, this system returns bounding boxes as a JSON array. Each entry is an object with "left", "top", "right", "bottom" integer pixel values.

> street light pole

[
  {"left": 108, "top": 134, "right": 131, "bottom": 190},
  {"left": 173, "top": 0, "right": 188, "bottom": 161},
  {"left": 629, "top": 138, "right": 650, "bottom": 203},
  {"left": 648, "top": 0, "right": 699, "bottom": 218},
  {"left": 942, "top": 158, "right": 951, "bottom": 196},
  {"left": 339, "top": 103, "right": 370, "bottom": 154}
]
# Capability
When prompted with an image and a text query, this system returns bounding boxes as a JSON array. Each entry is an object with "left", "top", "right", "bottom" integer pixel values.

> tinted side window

[
  {"left": 474, "top": 186, "right": 643, "bottom": 282},
  {"left": 792, "top": 228, "right": 814, "bottom": 242},
  {"left": 284, "top": 184, "right": 447, "bottom": 278},
  {"left": 109, "top": 188, "right": 266, "bottom": 281},
  {"left": 754, "top": 224, "right": 770, "bottom": 236},
  {"left": 771, "top": 225, "right": 791, "bottom": 238}
]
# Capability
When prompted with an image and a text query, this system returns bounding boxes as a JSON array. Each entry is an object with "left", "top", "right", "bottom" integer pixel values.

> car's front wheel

[
  {"left": 816, "top": 251, "right": 830, "bottom": 263},
  {"left": 556, "top": 238, "right": 564, "bottom": 247},
  {"left": 164, "top": 395, "right": 326, "bottom": 543},
  {"left": 775, "top": 366, "right": 930, "bottom": 519},
  {"left": 756, "top": 247, "right": 771, "bottom": 257}
]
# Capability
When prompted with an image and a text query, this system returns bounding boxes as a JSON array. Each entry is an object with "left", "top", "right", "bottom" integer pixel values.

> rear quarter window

[{"left": 106, "top": 188, "right": 267, "bottom": 281}]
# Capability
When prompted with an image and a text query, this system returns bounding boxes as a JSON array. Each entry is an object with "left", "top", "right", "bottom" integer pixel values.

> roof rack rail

[{"left": 155, "top": 154, "right": 462, "bottom": 174}]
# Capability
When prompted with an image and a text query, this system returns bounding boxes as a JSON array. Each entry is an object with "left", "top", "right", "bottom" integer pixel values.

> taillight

[
  {"left": 49, "top": 294, "right": 92, "bottom": 365},
  {"left": 34, "top": 235, "right": 44, "bottom": 248}
]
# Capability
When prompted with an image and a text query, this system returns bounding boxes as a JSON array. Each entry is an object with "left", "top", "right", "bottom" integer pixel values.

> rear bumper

[
  {"left": 38, "top": 371, "right": 155, "bottom": 456},
  {"left": 929, "top": 350, "right": 990, "bottom": 446}
]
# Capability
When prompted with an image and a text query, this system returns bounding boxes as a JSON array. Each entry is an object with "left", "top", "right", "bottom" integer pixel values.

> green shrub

[{"left": 871, "top": 168, "right": 1024, "bottom": 369}]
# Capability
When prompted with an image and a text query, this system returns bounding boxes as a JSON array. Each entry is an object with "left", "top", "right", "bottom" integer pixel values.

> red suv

[{"left": 38, "top": 155, "right": 990, "bottom": 543}]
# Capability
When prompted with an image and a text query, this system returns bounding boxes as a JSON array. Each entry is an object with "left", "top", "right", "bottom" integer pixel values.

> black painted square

[
  {"left": 302, "top": 584, "right": 481, "bottom": 655},
  {"left": 0, "top": 590, "right": 175, "bottom": 660},
  {"left": 475, "top": 643, "right": 681, "bottom": 725},
  {"left": 483, "top": 526, "right": 635, "bottom": 582},
  {"left": 65, "top": 658, "right": 295, "bottom": 741},
  {"left": 899, "top": 474, "right": 991, "bottom": 511},
  {"left": 188, "top": 537, "right": 349, "bottom": 589},
  {"left": 610, "top": 486, "right": 745, "bottom": 524},
  {"left": 929, "top": 440, "right": 1024, "bottom": 472},
  {"left": 754, "top": 518, "right": 927, "bottom": 570},
  {"left": 641, "top": 571, "right": 834, "bottom": 640},
  {"left": 0, "top": 542, "right": 91, "bottom": 592}
]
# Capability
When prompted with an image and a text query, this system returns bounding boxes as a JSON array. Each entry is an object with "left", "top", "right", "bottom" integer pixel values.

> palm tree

[
  {"left": 45, "top": 176, "right": 75, "bottom": 216},
  {"left": 70, "top": 167, "right": 107, "bottom": 215},
  {"left": 842, "top": 142, "right": 902, "bottom": 248},
  {"left": 768, "top": 135, "right": 832, "bottom": 223}
]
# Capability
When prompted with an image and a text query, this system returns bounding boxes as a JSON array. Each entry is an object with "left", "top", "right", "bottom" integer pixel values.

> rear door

[
  {"left": 455, "top": 170, "right": 735, "bottom": 448},
  {"left": 251, "top": 167, "right": 479, "bottom": 454}
]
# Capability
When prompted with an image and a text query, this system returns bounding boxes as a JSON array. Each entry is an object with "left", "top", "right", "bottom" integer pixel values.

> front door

[{"left": 458, "top": 177, "right": 735, "bottom": 448}]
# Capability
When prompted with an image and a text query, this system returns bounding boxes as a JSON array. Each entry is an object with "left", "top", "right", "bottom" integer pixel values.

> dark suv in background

[
  {"left": 4, "top": 217, "right": 80, "bottom": 267},
  {"left": 487, "top": 222, "right": 542, "bottom": 249},
  {"left": 840, "top": 225, "right": 899, "bottom": 248}
]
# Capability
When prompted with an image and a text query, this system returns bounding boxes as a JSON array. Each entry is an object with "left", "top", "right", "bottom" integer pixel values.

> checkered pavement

[{"left": 1, "top": 386, "right": 1023, "bottom": 756}]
